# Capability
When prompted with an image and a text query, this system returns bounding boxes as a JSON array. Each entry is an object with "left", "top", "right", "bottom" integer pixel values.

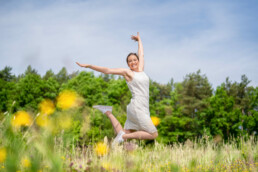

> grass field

[
  {"left": 61, "top": 136, "right": 258, "bottom": 172},
  {"left": 1, "top": 123, "right": 258, "bottom": 172},
  {"left": 0, "top": 95, "right": 257, "bottom": 172}
]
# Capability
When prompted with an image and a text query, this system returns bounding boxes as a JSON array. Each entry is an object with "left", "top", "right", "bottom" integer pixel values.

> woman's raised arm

[{"left": 131, "top": 32, "right": 144, "bottom": 71}]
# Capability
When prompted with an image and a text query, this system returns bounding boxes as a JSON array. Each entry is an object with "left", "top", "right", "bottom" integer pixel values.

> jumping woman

[{"left": 76, "top": 32, "right": 158, "bottom": 145}]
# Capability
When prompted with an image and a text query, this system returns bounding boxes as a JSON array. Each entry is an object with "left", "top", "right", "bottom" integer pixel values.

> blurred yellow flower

[
  {"left": 11, "top": 111, "right": 32, "bottom": 127},
  {"left": 0, "top": 148, "right": 7, "bottom": 163},
  {"left": 57, "top": 90, "right": 79, "bottom": 110},
  {"left": 151, "top": 116, "right": 160, "bottom": 126},
  {"left": 95, "top": 142, "right": 109, "bottom": 156},
  {"left": 36, "top": 114, "right": 49, "bottom": 127},
  {"left": 39, "top": 99, "right": 55, "bottom": 115},
  {"left": 21, "top": 158, "right": 31, "bottom": 168}
]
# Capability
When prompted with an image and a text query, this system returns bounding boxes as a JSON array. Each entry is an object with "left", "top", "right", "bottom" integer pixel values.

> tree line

[{"left": 0, "top": 65, "right": 257, "bottom": 144}]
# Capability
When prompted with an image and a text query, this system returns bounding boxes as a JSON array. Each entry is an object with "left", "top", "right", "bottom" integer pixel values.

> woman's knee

[
  {"left": 152, "top": 131, "right": 158, "bottom": 139},
  {"left": 105, "top": 111, "right": 112, "bottom": 116}
]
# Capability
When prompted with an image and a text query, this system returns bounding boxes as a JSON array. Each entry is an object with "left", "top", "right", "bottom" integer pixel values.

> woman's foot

[
  {"left": 93, "top": 105, "right": 112, "bottom": 114},
  {"left": 112, "top": 130, "right": 125, "bottom": 147}
]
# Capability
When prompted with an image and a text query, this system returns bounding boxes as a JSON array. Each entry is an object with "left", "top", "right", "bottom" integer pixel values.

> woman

[{"left": 76, "top": 32, "right": 158, "bottom": 145}]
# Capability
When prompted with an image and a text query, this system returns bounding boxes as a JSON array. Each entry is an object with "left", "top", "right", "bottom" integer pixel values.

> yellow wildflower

[
  {"left": 94, "top": 142, "right": 109, "bottom": 156},
  {"left": 36, "top": 114, "right": 49, "bottom": 127},
  {"left": 21, "top": 157, "right": 31, "bottom": 168},
  {"left": 0, "top": 148, "right": 7, "bottom": 163},
  {"left": 151, "top": 116, "right": 160, "bottom": 126},
  {"left": 57, "top": 90, "right": 79, "bottom": 110},
  {"left": 39, "top": 99, "right": 55, "bottom": 115},
  {"left": 11, "top": 111, "right": 32, "bottom": 127}
]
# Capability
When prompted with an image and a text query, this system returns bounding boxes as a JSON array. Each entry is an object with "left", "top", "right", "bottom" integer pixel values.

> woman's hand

[
  {"left": 131, "top": 32, "right": 140, "bottom": 42},
  {"left": 76, "top": 62, "right": 90, "bottom": 68}
]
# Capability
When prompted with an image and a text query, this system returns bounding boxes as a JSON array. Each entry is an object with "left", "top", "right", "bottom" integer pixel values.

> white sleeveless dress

[{"left": 124, "top": 71, "right": 157, "bottom": 133}]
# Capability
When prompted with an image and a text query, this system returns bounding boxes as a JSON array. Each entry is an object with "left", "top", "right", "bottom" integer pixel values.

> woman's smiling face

[{"left": 127, "top": 54, "right": 139, "bottom": 70}]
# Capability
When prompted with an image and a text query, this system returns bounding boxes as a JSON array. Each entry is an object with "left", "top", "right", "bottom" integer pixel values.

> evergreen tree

[
  {"left": 158, "top": 70, "right": 213, "bottom": 143},
  {"left": 0, "top": 67, "right": 16, "bottom": 112},
  {"left": 222, "top": 75, "right": 257, "bottom": 136},
  {"left": 242, "top": 87, "right": 258, "bottom": 135},
  {"left": 43, "top": 69, "right": 55, "bottom": 80},
  {"left": 25, "top": 65, "right": 38, "bottom": 75},
  {"left": 56, "top": 67, "right": 69, "bottom": 85},
  {"left": 0, "top": 66, "right": 15, "bottom": 82},
  {"left": 178, "top": 70, "right": 212, "bottom": 118}
]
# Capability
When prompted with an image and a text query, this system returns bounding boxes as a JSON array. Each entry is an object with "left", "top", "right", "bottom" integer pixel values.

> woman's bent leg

[
  {"left": 105, "top": 111, "right": 123, "bottom": 135},
  {"left": 122, "top": 131, "right": 158, "bottom": 140},
  {"left": 103, "top": 111, "right": 158, "bottom": 141}
]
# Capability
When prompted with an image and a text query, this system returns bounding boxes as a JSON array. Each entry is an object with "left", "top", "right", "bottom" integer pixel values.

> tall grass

[
  {"left": 0, "top": 107, "right": 257, "bottom": 172},
  {"left": 62, "top": 136, "right": 257, "bottom": 172}
]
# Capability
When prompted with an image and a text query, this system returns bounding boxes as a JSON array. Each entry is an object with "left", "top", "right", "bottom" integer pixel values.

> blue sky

[{"left": 0, "top": 0, "right": 258, "bottom": 88}]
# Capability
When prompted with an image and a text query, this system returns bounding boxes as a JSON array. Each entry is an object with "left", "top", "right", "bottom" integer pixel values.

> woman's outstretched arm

[
  {"left": 76, "top": 62, "right": 133, "bottom": 81},
  {"left": 76, "top": 62, "right": 109, "bottom": 74},
  {"left": 131, "top": 32, "right": 144, "bottom": 71}
]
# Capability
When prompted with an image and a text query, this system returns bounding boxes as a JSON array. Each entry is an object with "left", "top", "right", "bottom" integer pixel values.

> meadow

[
  {"left": 0, "top": 91, "right": 257, "bottom": 172},
  {"left": 62, "top": 136, "right": 258, "bottom": 172}
]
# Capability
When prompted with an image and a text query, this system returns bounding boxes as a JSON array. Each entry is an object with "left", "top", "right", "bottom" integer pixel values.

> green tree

[
  {"left": 106, "top": 78, "right": 130, "bottom": 109},
  {"left": 178, "top": 70, "right": 212, "bottom": 118},
  {"left": 0, "top": 66, "right": 15, "bottom": 82},
  {"left": 25, "top": 65, "right": 39, "bottom": 75},
  {"left": 199, "top": 86, "right": 241, "bottom": 139},
  {"left": 149, "top": 80, "right": 173, "bottom": 117},
  {"left": 0, "top": 79, "right": 15, "bottom": 112},
  {"left": 56, "top": 67, "right": 69, "bottom": 85},
  {"left": 242, "top": 87, "right": 258, "bottom": 135},
  {"left": 223, "top": 75, "right": 251, "bottom": 110},
  {"left": 14, "top": 73, "right": 44, "bottom": 111},
  {"left": 62, "top": 71, "right": 108, "bottom": 106},
  {"left": 222, "top": 75, "right": 257, "bottom": 136},
  {"left": 158, "top": 83, "right": 192, "bottom": 143},
  {"left": 0, "top": 67, "right": 16, "bottom": 112},
  {"left": 43, "top": 69, "right": 55, "bottom": 80},
  {"left": 42, "top": 77, "right": 60, "bottom": 100},
  {"left": 158, "top": 71, "right": 213, "bottom": 143}
]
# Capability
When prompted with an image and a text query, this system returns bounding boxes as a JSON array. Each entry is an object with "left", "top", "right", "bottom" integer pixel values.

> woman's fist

[{"left": 131, "top": 32, "right": 140, "bottom": 42}]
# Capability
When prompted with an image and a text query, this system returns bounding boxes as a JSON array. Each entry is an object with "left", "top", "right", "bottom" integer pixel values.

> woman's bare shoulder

[
  {"left": 125, "top": 68, "right": 133, "bottom": 74},
  {"left": 124, "top": 69, "right": 134, "bottom": 82}
]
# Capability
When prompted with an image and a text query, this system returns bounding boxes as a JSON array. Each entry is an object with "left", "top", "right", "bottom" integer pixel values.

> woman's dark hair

[{"left": 126, "top": 53, "right": 139, "bottom": 64}]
